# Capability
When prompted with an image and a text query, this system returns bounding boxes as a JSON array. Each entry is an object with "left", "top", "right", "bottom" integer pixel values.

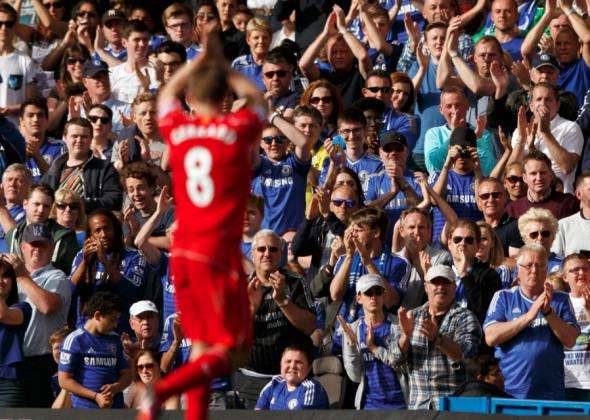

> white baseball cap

[
  {"left": 356, "top": 273, "right": 386, "bottom": 294},
  {"left": 129, "top": 300, "right": 159, "bottom": 317},
  {"left": 425, "top": 265, "right": 455, "bottom": 283}
]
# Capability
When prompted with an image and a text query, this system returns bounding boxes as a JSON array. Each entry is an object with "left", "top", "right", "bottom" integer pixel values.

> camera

[{"left": 458, "top": 148, "right": 471, "bottom": 158}]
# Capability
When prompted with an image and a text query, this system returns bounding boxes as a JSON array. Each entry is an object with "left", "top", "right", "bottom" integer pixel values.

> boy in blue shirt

[
  {"left": 340, "top": 274, "right": 406, "bottom": 409},
  {"left": 256, "top": 345, "right": 329, "bottom": 410},
  {"left": 58, "top": 291, "right": 131, "bottom": 409}
]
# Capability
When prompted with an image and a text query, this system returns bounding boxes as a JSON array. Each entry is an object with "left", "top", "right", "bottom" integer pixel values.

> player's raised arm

[{"left": 227, "top": 71, "right": 267, "bottom": 113}]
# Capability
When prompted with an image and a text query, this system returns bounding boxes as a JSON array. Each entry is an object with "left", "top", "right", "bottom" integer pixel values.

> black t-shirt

[
  {"left": 248, "top": 269, "right": 315, "bottom": 374},
  {"left": 494, "top": 214, "right": 522, "bottom": 255},
  {"left": 319, "top": 65, "right": 364, "bottom": 107},
  {"left": 221, "top": 26, "right": 249, "bottom": 62}
]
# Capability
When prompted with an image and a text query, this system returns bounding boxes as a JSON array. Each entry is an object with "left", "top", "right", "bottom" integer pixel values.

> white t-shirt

[
  {"left": 511, "top": 115, "right": 583, "bottom": 193},
  {"left": 109, "top": 62, "right": 158, "bottom": 104},
  {"left": 0, "top": 50, "right": 36, "bottom": 126},
  {"left": 564, "top": 295, "right": 590, "bottom": 390},
  {"left": 552, "top": 212, "right": 590, "bottom": 258}
]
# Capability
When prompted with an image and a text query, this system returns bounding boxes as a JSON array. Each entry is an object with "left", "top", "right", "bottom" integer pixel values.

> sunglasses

[
  {"left": 331, "top": 199, "right": 356, "bottom": 208},
  {"left": 0, "top": 20, "right": 15, "bottom": 29},
  {"left": 309, "top": 96, "right": 333, "bottom": 105},
  {"left": 137, "top": 362, "right": 155, "bottom": 371},
  {"left": 262, "top": 135, "right": 286, "bottom": 145},
  {"left": 381, "top": 142, "right": 405, "bottom": 153},
  {"left": 196, "top": 13, "right": 216, "bottom": 20},
  {"left": 77, "top": 11, "right": 97, "bottom": 18},
  {"left": 367, "top": 86, "right": 392, "bottom": 94},
  {"left": 362, "top": 287, "right": 384, "bottom": 297},
  {"left": 56, "top": 202, "right": 80, "bottom": 211},
  {"left": 88, "top": 115, "right": 110, "bottom": 124},
  {"left": 505, "top": 175, "right": 522, "bottom": 184},
  {"left": 43, "top": 1, "right": 63, "bottom": 8},
  {"left": 452, "top": 236, "right": 475, "bottom": 245},
  {"left": 478, "top": 191, "right": 502, "bottom": 200},
  {"left": 255, "top": 246, "right": 279, "bottom": 253},
  {"left": 66, "top": 57, "right": 85, "bottom": 65},
  {"left": 264, "top": 70, "right": 288, "bottom": 79},
  {"left": 528, "top": 230, "right": 551, "bottom": 239}
]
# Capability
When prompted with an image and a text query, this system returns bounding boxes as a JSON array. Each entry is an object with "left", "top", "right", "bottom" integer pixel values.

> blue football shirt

[{"left": 256, "top": 376, "right": 329, "bottom": 410}]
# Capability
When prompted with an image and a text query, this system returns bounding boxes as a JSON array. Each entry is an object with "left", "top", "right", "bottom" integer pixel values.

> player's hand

[
  {"left": 269, "top": 271, "right": 288, "bottom": 302},
  {"left": 337, "top": 315, "right": 358, "bottom": 345},
  {"left": 247, "top": 278, "right": 264, "bottom": 314},
  {"left": 82, "top": 237, "right": 99, "bottom": 262}
]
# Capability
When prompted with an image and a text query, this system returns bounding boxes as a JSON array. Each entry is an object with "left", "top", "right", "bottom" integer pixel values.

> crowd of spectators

[{"left": 0, "top": 0, "right": 587, "bottom": 413}]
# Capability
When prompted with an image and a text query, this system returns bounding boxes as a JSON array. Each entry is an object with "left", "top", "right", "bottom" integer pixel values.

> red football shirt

[{"left": 158, "top": 99, "right": 264, "bottom": 255}]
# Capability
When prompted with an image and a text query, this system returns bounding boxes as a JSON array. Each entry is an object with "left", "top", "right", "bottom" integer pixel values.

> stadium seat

[{"left": 312, "top": 356, "right": 347, "bottom": 409}]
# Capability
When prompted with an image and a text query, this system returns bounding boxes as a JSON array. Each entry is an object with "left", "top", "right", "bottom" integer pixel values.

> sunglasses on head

[
  {"left": 331, "top": 198, "right": 356, "bottom": 208},
  {"left": 56, "top": 202, "right": 80, "bottom": 211},
  {"left": 452, "top": 235, "right": 475, "bottom": 245},
  {"left": 262, "top": 135, "right": 286, "bottom": 145},
  {"left": 137, "top": 362, "right": 155, "bottom": 371},
  {"left": 367, "top": 86, "right": 392, "bottom": 94},
  {"left": 0, "top": 20, "right": 15, "bottom": 29},
  {"left": 255, "top": 245, "right": 280, "bottom": 253},
  {"left": 506, "top": 175, "right": 522, "bottom": 184},
  {"left": 479, "top": 191, "right": 502, "bottom": 200},
  {"left": 528, "top": 230, "right": 551, "bottom": 239},
  {"left": 362, "top": 287, "right": 384, "bottom": 297},
  {"left": 264, "top": 70, "right": 288, "bottom": 79},
  {"left": 309, "top": 96, "right": 332, "bottom": 105},
  {"left": 88, "top": 115, "right": 110, "bottom": 124}
]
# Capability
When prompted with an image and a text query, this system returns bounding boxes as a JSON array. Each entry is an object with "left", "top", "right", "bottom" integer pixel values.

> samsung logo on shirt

[
  {"left": 447, "top": 194, "right": 476, "bottom": 204},
  {"left": 169, "top": 124, "right": 237, "bottom": 145},
  {"left": 84, "top": 356, "right": 117, "bottom": 367},
  {"left": 263, "top": 177, "right": 293, "bottom": 188}
]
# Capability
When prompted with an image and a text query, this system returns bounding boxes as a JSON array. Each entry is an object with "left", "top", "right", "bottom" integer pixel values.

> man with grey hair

[
  {"left": 484, "top": 244, "right": 580, "bottom": 400},
  {"left": 0, "top": 163, "right": 32, "bottom": 251},
  {"left": 233, "top": 228, "right": 316, "bottom": 408}
]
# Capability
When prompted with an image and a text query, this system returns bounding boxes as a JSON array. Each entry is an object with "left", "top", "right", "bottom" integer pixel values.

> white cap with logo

[{"left": 129, "top": 300, "right": 159, "bottom": 317}]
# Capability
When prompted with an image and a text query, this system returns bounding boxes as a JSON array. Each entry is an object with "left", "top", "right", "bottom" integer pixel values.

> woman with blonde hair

[
  {"left": 49, "top": 189, "right": 86, "bottom": 247},
  {"left": 231, "top": 17, "right": 272, "bottom": 91}
]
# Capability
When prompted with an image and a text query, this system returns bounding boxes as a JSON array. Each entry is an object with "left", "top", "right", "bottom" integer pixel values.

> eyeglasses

[
  {"left": 77, "top": 11, "right": 97, "bottom": 19},
  {"left": 528, "top": 230, "right": 552, "bottom": 239},
  {"left": 339, "top": 127, "right": 363, "bottom": 136},
  {"left": 88, "top": 115, "right": 110, "bottom": 124},
  {"left": 505, "top": 175, "right": 523, "bottom": 184},
  {"left": 0, "top": 20, "right": 15, "bottom": 29},
  {"left": 66, "top": 57, "right": 85, "bottom": 65},
  {"left": 264, "top": 70, "right": 288, "bottom": 79},
  {"left": 255, "top": 246, "right": 279, "bottom": 253},
  {"left": 331, "top": 198, "right": 356, "bottom": 208},
  {"left": 43, "top": 1, "right": 63, "bottom": 8},
  {"left": 309, "top": 96, "right": 332, "bottom": 105},
  {"left": 362, "top": 287, "right": 384, "bottom": 297},
  {"left": 381, "top": 142, "right": 405, "bottom": 153},
  {"left": 167, "top": 22, "right": 191, "bottom": 30},
  {"left": 56, "top": 202, "right": 80, "bottom": 211},
  {"left": 518, "top": 262, "right": 547, "bottom": 271},
  {"left": 196, "top": 13, "right": 216, "bottom": 20},
  {"left": 478, "top": 191, "right": 502, "bottom": 200},
  {"left": 452, "top": 236, "right": 475, "bottom": 245},
  {"left": 366, "top": 86, "right": 392, "bottom": 94},
  {"left": 137, "top": 362, "right": 155, "bottom": 371},
  {"left": 262, "top": 135, "right": 286, "bottom": 145}
]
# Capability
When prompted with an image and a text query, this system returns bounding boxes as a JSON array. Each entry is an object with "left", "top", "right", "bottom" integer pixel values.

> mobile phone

[{"left": 332, "top": 135, "right": 346, "bottom": 149}]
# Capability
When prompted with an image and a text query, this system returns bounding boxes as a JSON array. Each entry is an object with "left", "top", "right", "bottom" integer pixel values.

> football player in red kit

[{"left": 136, "top": 26, "right": 266, "bottom": 420}]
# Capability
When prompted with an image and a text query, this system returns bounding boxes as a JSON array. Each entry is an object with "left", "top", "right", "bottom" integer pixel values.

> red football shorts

[{"left": 170, "top": 249, "right": 252, "bottom": 350}]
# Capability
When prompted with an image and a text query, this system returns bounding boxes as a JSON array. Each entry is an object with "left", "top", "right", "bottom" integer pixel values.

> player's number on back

[{"left": 184, "top": 146, "right": 214, "bottom": 207}]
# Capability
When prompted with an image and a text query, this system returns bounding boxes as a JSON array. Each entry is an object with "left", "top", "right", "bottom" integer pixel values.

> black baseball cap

[
  {"left": 450, "top": 126, "right": 476, "bottom": 149},
  {"left": 380, "top": 131, "right": 408, "bottom": 148},
  {"left": 532, "top": 53, "right": 561, "bottom": 71},
  {"left": 101, "top": 9, "right": 126, "bottom": 25},
  {"left": 22, "top": 223, "right": 54, "bottom": 245},
  {"left": 83, "top": 60, "right": 109, "bottom": 78}
]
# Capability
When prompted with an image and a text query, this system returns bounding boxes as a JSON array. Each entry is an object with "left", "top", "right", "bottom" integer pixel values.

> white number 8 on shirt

[{"left": 184, "top": 146, "right": 214, "bottom": 207}]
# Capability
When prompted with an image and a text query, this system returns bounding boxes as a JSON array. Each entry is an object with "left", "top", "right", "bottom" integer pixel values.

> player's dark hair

[
  {"left": 155, "top": 40, "right": 187, "bottom": 63},
  {"left": 337, "top": 107, "right": 367, "bottom": 128},
  {"left": 188, "top": 65, "right": 229, "bottom": 105},
  {"left": 84, "top": 291, "right": 123, "bottom": 317},
  {"left": 0, "top": 258, "right": 18, "bottom": 307},
  {"left": 19, "top": 97, "right": 48, "bottom": 119},
  {"left": 282, "top": 344, "right": 313, "bottom": 365},
  {"left": 123, "top": 19, "right": 149, "bottom": 38},
  {"left": 28, "top": 183, "right": 55, "bottom": 202},
  {"left": 350, "top": 208, "right": 389, "bottom": 241},
  {"left": 523, "top": 150, "right": 552, "bottom": 172},
  {"left": 119, "top": 161, "right": 158, "bottom": 189}
]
